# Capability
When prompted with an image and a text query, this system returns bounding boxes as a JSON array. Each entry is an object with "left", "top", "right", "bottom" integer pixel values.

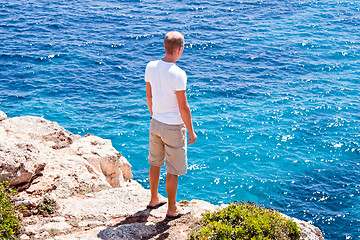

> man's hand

[{"left": 188, "top": 131, "right": 197, "bottom": 145}]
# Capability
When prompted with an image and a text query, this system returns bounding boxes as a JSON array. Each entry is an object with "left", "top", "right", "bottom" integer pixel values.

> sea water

[{"left": 0, "top": 0, "right": 359, "bottom": 239}]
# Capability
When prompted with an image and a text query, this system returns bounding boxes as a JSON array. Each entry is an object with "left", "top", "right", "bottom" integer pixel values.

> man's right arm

[
  {"left": 146, "top": 82, "right": 153, "bottom": 117},
  {"left": 176, "top": 90, "right": 197, "bottom": 145}
]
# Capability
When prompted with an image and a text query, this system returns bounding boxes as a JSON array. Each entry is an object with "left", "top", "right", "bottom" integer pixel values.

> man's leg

[
  {"left": 149, "top": 165, "right": 161, "bottom": 206},
  {"left": 166, "top": 173, "right": 179, "bottom": 215}
]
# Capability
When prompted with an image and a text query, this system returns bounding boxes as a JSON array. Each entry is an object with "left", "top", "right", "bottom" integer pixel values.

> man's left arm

[{"left": 176, "top": 90, "right": 197, "bottom": 145}]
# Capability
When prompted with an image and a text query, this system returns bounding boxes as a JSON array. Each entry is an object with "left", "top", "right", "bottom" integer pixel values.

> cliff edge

[{"left": 0, "top": 110, "right": 324, "bottom": 240}]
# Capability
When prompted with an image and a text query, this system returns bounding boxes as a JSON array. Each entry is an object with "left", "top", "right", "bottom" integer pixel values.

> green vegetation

[
  {"left": 190, "top": 201, "right": 301, "bottom": 240},
  {"left": 37, "top": 196, "right": 56, "bottom": 216},
  {"left": 0, "top": 181, "right": 21, "bottom": 240}
]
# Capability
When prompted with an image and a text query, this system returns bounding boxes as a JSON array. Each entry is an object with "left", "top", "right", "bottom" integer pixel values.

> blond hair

[{"left": 164, "top": 31, "right": 184, "bottom": 54}]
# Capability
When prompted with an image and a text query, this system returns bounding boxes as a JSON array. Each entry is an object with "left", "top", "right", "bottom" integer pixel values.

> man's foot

[
  {"left": 166, "top": 207, "right": 191, "bottom": 219},
  {"left": 166, "top": 205, "right": 180, "bottom": 218},
  {"left": 147, "top": 196, "right": 166, "bottom": 209},
  {"left": 147, "top": 201, "right": 167, "bottom": 209},
  {"left": 166, "top": 205, "right": 191, "bottom": 218}
]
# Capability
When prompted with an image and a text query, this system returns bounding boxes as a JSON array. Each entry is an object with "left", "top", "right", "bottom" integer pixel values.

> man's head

[{"left": 164, "top": 31, "right": 184, "bottom": 55}]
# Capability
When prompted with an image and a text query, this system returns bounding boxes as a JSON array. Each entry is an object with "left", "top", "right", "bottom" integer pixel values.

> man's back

[{"left": 145, "top": 60, "right": 187, "bottom": 125}]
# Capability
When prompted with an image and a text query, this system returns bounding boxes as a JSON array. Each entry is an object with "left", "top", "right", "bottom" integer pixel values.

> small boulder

[
  {"left": 0, "top": 142, "right": 46, "bottom": 187},
  {"left": 0, "top": 110, "right": 7, "bottom": 121},
  {"left": 71, "top": 134, "right": 133, "bottom": 187}
]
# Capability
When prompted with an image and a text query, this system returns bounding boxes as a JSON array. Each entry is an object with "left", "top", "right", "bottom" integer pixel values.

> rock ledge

[{"left": 0, "top": 112, "right": 324, "bottom": 240}]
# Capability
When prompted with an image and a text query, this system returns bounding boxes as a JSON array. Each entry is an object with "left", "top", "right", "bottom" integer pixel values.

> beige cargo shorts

[{"left": 148, "top": 118, "right": 187, "bottom": 176}]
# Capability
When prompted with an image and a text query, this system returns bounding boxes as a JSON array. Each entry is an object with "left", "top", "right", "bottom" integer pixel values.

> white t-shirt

[{"left": 145, "top": 60, "right": 187, "bottom": 125}]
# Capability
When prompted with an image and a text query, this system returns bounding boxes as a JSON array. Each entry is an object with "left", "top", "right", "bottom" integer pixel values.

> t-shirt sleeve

[
  {"left": 174, "top": 70, "right": 187, "bottom": 91},
  {"left": 145, "top": 63, "right": 150, "bottom": 83}
]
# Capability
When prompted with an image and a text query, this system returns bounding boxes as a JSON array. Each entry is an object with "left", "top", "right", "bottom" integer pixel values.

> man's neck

[{"left": 162, "top": 54, "right": 178, "bottom": 63}]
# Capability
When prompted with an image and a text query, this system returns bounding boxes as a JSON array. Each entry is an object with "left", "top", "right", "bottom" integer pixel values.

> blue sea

[{"left": 1, "top": 0, "right": 359, "bottom": 239}]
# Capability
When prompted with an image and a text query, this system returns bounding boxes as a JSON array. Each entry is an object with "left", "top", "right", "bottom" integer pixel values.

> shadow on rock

[{"left": 97, "top": 208, "right": 174, "bottom": 240}]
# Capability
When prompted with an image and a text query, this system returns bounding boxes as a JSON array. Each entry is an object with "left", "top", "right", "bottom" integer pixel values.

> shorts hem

[
  {"left": 166, "top": 169, "right": 187, "bottom": 176},
  {"left": 148, "top": 161, "right": 165, "bottom": 167}
]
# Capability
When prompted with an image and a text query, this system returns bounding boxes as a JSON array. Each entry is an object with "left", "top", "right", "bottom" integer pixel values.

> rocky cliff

[{"left": 0, "top": 110, "right": 324, "bottom": 240}]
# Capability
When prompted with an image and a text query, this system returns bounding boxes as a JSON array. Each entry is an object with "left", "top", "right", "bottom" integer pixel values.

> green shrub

[
  {"left": 0, "top": 181, "right": 21, "bottom": 240},
  {"left": 37, "top": 196, "right": 56, "bottom": 216},
  {"left": 190, "top": 201, "right": 301, "bottom": 240}
]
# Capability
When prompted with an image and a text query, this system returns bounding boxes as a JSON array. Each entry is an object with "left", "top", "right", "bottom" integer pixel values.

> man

[{"left": 145, "top": 31, "right": 197, "bottom": 218}]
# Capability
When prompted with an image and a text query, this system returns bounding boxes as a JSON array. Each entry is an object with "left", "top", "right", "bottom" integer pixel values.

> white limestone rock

[
  {"left": 292, "top": 218, "right": 324, "bottom": 240},
  {"left": 19, "top": 234, "right": 30, "bottom": 240},
  {"left": 0, "top": 110, "right": 7, "bottom": 121},
  {"left": 58, "top": 182, "right": 151, "bottom": 220},
  {"left": 0, "top": 115, "right": 133, "bottom": 198},
  {"left": 70, "top": 134, "right": 133, "bottom": 187},
  {"left": 0, "top": 141, "right": 46, "bottom": 188},
  {"left": 39, "top": 222, "right": 73, "bottom": 233},
  {"left": 1, "top": 116, "right": 76, "bottom": 149},
  {"left": 24, "top": 225, "right": 38, "bottom": 235},
  {"left": 50, "top": 217, "right": 66, "bottom": 223},
  {"left": 56, "top": 226, "right": 107, "bottom": 240},
  {"left": 78, "top": 220, "right": 104, "bottom": 228}
]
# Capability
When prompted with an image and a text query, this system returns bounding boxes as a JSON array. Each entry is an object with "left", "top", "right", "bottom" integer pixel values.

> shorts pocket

[{"left": 163, "top": 128, "right": 182, "bottom": 148}]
